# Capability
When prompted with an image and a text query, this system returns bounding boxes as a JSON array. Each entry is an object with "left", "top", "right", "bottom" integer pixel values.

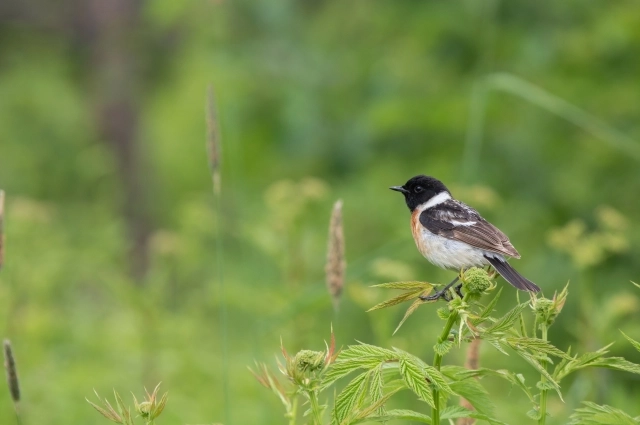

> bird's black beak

[{"left": 390, "top": 186, "right": 409, "bottom": 194}]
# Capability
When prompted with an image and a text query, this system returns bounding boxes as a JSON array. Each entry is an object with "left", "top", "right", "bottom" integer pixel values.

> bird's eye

[{"left": 414, "top": 186, "right": 424, "bottom": 194}]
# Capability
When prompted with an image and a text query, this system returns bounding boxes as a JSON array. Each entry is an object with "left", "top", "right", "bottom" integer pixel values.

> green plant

[
  {"left": 87, "top": 383, "right": 168, "bottom": 425},
  {"left": 253, "top": 269, "right": 640, "bottom": 424}
]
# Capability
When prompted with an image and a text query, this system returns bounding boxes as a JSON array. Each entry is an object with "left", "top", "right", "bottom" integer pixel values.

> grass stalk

[
  {"left": 325, "top": 199, "right": 345, "bottom": 310},
  {"left": 462, "top": 72, "right": 640, "bottom": 181},
  {"left": 206, "top": 84, "right": 229, "bottom": 423},
  {"left": 288, "top": 396, "right": 298, "bottom": 425},
  {"left": 3, "top": 339, "right": 21, "bottom": 425}
]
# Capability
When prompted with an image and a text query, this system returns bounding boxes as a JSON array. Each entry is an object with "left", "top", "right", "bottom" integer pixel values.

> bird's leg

[
  {"left": 421, "top": 275, "right": 460, "bottom": 301},
  {"left": 454, "top": 283, "right": 464, "bottom": 298}
]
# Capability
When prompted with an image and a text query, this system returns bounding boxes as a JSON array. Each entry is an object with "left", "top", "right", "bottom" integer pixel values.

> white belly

[{"left": 416, "top": 228, "right": 501, "bottom": 270}]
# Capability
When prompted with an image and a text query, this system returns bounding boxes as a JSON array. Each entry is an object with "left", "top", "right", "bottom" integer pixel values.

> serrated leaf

[
  {"left": 395, "top": 349, "right": 455, "bottom": 395},
  {"left": 485, "top": 338, "right": 510, "bottom": 356},
  {"left": 444, "top": 366, "right": 534, "bottom": 402},
  {"left": 339, "top": 343, "right": 397, "bottom": 361},
  {"left": 526, "top": 409, "right": 542, "bottom": 420},
  {"left": 484, "top": 303, "right": 527, "bottom": 335},
  {"left": 398, "top": 358, "right": 435, "bottom": 408},
  {"left": 333, "top": 371, "right": 370, "bottom": 425},
  {"left": 589, "top": 356, "right": 640, "bottom": 375},
  {"left": 506, "top": 337, "right": 571, "bottom": 359},
  {"left": 621, "top": 331, "right": 640, "bottom": 353},
  {"left": 352, "top": 385, "right": 403, "bottom": 422},
  {"left": 356, "top": 409, "right": 433, "bottom": 424},
  {"left": 436, "top": 306, "right": 451, "bottom": 320},
  {"left": 367, "top": 288, "right": 428, "bottom": 312},
  {"left": 569, "top": 401, "right": 640, "bottom": 425},
  {"left": 369, "top": 365, "right": 385, "bottom": 416},
  {"left": 371, "top": 281, "right": 434, "bottom": 290},
  {"left": 322, "top": 358, "right": 381, "bottom": 389},
  {"left": 536, "top": 380, "right": 557, "bottom": 391},
  {"left": 515, "top": 350, "right": 563, "bottom": 401},
  {"left": 556, "top": 345, "right": 611, "bottom": 378},
  {"left": 433, "top": 340, "right": 454, "bottom": 356}
]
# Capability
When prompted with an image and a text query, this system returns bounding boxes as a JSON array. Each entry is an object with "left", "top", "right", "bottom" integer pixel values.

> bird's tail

[{"left": 484, "top": 256, "right": 540, "bottom": 292}]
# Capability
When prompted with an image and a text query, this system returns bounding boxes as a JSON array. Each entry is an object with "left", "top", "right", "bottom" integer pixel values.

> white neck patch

[{"left": 417, "top": 191, "right": 451, "bottom": 211}]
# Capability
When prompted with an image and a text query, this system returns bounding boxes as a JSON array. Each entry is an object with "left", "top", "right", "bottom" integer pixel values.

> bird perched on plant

[{"left": 390, "top": 175, "right": 540, "bottom": 300}]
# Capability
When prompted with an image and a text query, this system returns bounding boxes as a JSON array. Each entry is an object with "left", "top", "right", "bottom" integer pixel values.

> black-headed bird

[{"left": 390, "top": 175, "right": 540, "bottom": 300}]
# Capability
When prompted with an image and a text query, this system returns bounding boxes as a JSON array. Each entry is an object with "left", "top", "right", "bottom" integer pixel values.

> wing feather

[{"left": 419, "top": 200, "right": 521, "bottom": 258}]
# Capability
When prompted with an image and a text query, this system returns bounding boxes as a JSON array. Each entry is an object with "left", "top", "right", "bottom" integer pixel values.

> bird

[{"left": 390, "top": 175, "right": 540, "bottom": 300}]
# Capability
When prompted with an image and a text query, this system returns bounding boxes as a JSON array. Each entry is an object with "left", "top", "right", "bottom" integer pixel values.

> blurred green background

[{"left": 1, "top": 0, "right": 640, "bottom": 423}]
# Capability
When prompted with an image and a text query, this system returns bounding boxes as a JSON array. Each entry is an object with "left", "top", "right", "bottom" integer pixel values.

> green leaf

[
  {"left": 351, "top": 385, "right": 403, "bottom": 423},
  {"left": 448, "top": 378, "right": 495, "bottom": 417},
  {"left": 398, "top": 357, "right": 435, "bottom": 408},
  {"left": 553, "top": 345, "right": 611, "bottom": 381},
  {"left": 483, "top": 303, "right": 527, "bottom": 335},
  {"left": 589, "top": 356, "right": 640, "bottom": 375},
  {"left": 553, "top": 345, "right": 640, "bottom": 382},
  {"left": 621, "top": 331, "right": 640, "bottom": 353},
  {"left": 395, "top": 349, "right": 454, "bottom": 395},
  {"left": 526, "top": 409, "right": 542, "bottom": 420},
  {"left": 436, "top": 306, "right": 451, "bottom": 320},
  {"left": 356, "top": 409, "right": 432, "bottom": 424},
  {"left": 485, "top": 338, "right": 510, "bottom": 356},
  {"left": 369, "top": 365, "right": 385, "bottom": 416},
  {"left": 113, "top": 391, "right": 133, "bottom": 425},
  {"left": 367, "top": 288, "right": 428, "bottom": 312},
  {"left": 515, "top": 350, "right": 563, "bottom": 401},
  {"left": 371, "top": 281, "right": 434, "bottom": 290},
  {"left": 444, "top": 366, "right": 534, "bottom": 402},
  {"left": 433, "top": 340, "right": 454, "bottom": 356},
  {"left": 505, "top": 337, "right": 571, "bottom": 359},
  {"left": 339, "top": 343, "right": 397, "bottom": 361},
  {"left": 333, "top": 371, "right": 370, "bottom": 425},
  {"left": 441, "top": 405, "right": 473, "bottom": 419},
  {"left": 569, "top": 401, "right": 640, "bottom": 425},
  {"left": 322, "top": 358, "right": 381, "bottom": 389}
]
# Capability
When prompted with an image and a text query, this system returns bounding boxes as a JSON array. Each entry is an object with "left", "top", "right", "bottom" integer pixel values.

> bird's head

[{"left": 390, "top": 175, "right": 450, "bottom": 211}]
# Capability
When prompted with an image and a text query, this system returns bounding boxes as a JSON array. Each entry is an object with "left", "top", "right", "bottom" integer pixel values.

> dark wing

[{"left": 419, "top": 200, "right": 521, "bottom": 258}]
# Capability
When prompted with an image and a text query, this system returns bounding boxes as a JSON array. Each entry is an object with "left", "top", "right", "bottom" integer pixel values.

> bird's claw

[{"left": 419, "top": 283, "right": 464, "bottom": 302}]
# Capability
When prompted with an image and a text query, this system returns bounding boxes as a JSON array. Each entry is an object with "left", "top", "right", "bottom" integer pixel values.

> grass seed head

[
  {"left": 3, "top": 339, "right": 20, "bottom": 403},
  {"left": 325, "top": 199, "right": 345, "bottom": 308}
]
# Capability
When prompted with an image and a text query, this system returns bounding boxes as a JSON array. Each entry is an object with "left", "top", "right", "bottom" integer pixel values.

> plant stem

[
  {"left": 308, "top": 390, "right": 323, "bottom": 425},
  {"left": 432, "top": 293, "right": 471, "bottom": 424},
  {"left": 288, "top": 396, "right": 298, "bottom": 425},
  {"left": 538, "top": 325, "right": 549, "bottom": 425}
]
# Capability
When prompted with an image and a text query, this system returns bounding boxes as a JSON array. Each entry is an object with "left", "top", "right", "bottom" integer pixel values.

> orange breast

[{"left": 411, "top": 209, "right": 429, "bottom": 257}]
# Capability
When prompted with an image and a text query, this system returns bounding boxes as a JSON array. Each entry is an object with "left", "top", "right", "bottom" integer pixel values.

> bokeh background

[{"left": 1, "top": 0, "right": 640, "bottom": 423}]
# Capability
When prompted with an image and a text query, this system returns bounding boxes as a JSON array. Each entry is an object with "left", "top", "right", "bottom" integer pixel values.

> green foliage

[
  {"left": 569, "top": 402, "right": 640, "bottom": 425},
  {"left": 87, "top": 384, "right": 167, "bottom": 425},
  {"left": 2, "top": 1, "right": 640, "bottom": 423},
  {"left": 254, "top": 276, "right": 640, "bottom": 424}
]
